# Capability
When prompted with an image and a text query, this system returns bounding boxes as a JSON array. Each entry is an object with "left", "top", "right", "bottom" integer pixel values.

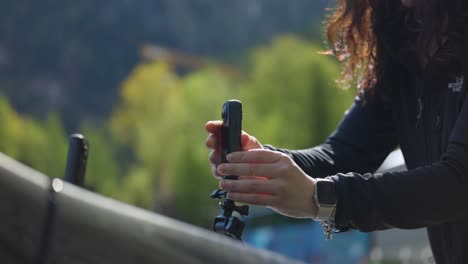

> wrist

[
  {"left": 297, "top": 176, "right": 319, "bottom": 219},
  {"left": 310, "top": 178, "right": 319, "bottom": 219}
]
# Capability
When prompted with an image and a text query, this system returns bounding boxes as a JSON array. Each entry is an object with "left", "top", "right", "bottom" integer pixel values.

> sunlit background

[{"left": 0, "top": 1, "right": 432, "bottom": 263}]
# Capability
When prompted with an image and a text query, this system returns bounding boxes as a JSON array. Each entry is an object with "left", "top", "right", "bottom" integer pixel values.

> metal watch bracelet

[{"left": 320, "top": 206, "right": 336, "bottom": 240}]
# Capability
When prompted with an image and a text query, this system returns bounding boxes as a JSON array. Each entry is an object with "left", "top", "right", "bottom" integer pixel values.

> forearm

[
  {"left": 264, "top": 138, "right": 392, "bottom": 179},
  {"left": 332, "top": 142, "right": 468, "bottom": 232},
  {"left": 264, "top": 91, "right": 398, "bottom": 178},
  {"left": 263, "top": 144, "right": 339, "bottom": 178}
]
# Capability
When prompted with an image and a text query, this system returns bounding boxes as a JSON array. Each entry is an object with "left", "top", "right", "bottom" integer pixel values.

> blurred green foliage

[
  {"left": 0, "top": 35, "right": 355, "bottom": 227},
  {"left": 0, "top": 96, "right": 68, "bottom": 177},
  {"left": 240, "top": 35, "right": 354, "bottom": 148}
]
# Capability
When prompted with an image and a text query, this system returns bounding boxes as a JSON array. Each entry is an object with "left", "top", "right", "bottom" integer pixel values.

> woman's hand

[
  {"left": 205, "top": 120, "right": 262, "bottom": 178},
  {"left": 217, "top": 149, "right": 318, "bottom": 219}
]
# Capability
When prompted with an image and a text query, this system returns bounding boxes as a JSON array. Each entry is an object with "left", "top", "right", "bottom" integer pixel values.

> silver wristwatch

[{"left": 314, "top": 178, "right": 337, "bottom": 239}]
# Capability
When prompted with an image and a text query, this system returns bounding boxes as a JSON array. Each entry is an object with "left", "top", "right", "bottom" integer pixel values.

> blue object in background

[{"left": 243, "top": 208, "right": 371, "bottom": 264}]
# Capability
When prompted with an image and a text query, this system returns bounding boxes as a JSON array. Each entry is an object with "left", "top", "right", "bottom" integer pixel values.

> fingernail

[
  {"left": 226, "top": 154, "right": 234, "bottom": 162},
  {"left": 217, "top": 164, "right": 226, "bottom": 174}
]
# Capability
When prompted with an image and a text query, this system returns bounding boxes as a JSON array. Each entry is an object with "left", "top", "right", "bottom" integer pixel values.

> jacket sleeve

[
  {"left": 332, "top": 95, "right": 468, "bottom": 232},
  {"left": 264, "top": 91, "right": 399, "bottom": 179}
]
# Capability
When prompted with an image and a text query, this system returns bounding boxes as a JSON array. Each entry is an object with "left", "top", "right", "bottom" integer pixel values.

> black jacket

[{"left": 266, "top": 35, "right": 468, "bottom": 263}]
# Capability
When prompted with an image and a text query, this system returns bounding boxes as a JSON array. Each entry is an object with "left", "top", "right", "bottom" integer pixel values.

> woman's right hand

[{"left": 204, "top": 120, "right": 263, "bottom": 178}]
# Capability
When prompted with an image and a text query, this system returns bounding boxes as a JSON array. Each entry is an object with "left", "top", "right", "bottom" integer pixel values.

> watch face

[{"left": 316, "top": 180, "right": 337, "bottom": 205}]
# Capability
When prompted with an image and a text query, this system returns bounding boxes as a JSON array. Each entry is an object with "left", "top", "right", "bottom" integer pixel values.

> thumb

[
  {"left": 241, "top": 132, "right": 262, "bottom": 150},
  {"left": 241, "top": 133, "right": 250, "bottom": 150}
]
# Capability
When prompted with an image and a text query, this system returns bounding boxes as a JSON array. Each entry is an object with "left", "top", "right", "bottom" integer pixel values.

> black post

[
  {"left": 64, "top": 134, "right": 89, "bottom": 187},
  {"left": 36, "top": 134, "right": 89, "bottom": 263}
]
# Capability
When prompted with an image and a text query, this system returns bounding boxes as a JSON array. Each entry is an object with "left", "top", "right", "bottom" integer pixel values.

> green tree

[
  {"left": 0, "top": 95, "right": 68, "bottom": 177},
  {"left": 169, "top": 67, "right": 238, "bottom": 225},
  {"left": 41, "top": 114, "right": 68, "bottom": 177},
  {"left": 80, "top": 123, "right": 121, "bottom": 198},
  {"left": 240, "top": 35, "right": 355, "bottom": 148},
  {"left": 15, "top": 114, "right": 68, "bottom": 177},
  {"left": 0, "top": 95, "right": 21, "bottom": 158},
  {"left": 111, "top": 61, "right": 183, "bottom": 209}
]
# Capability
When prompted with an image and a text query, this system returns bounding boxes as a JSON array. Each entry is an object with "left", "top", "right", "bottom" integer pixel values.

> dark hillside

[{"left": 0, "top": 0, "right": 327, "bottom": 128}]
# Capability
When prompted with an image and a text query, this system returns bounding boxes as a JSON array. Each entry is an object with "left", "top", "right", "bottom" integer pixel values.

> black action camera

[
  {"left": 221, "top": 100, "right": 242, "bottom": 179},
  {"left": 210, "top": 99, "right": 249, "bottom": 240}
]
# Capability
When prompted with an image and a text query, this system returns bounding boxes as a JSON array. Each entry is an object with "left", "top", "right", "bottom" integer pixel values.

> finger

[
  {"left": 220, "top": 179, "right": 277, "bottom": 194},
  {"left": 241, "top": 132, "right": 261, "bottom": 150},
  {"left": 211, "top": 164, "right": 222, "bottom": 178},
  {"left": 209, "top": 150, "right": 221, "bottom": 165},
  {"left": 227, "top": 149, "right": 285, "bottom": 163},
  {"left": 205, "top": 134, "right": 217, "bottom": 149},
  {"left": 238, "top": 175, "right": 270, "bottom": 181},
  {"left": 204, "top": 120, "right": 222, "bottom": 134},
  {"left": 227, "top": 192, "right": 278, "bottom": 206},
  {"left": 217, "top": 163, "right": 279, "bottom": 178}
]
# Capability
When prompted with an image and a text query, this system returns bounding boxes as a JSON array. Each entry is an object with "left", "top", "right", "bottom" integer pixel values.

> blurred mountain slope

[{"left": 0, "top": 0, "right": 327, "bottom": 129}]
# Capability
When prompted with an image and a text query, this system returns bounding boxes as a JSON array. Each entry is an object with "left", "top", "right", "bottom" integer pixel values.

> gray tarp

[{"left": 0, "top": 152, "right": 304, "bottom": 264}]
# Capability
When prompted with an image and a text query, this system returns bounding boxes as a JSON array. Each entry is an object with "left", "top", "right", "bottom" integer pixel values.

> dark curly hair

[{"left": 326, "top": 0, "right": 466, "bottom": 95}]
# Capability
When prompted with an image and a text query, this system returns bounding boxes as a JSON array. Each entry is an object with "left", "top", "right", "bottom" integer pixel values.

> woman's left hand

[{"left": 217, "top": 149, "right": 318, "bottom": 219}]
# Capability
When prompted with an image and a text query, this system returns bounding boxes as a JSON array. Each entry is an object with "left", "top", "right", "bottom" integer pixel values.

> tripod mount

[{"left": 210, "top": 189, "right": 249, "bottom": 240}]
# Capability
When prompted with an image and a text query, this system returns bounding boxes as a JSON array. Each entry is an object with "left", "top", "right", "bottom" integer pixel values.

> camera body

[{"left": 221, "top": 100, "right": 242, "bottom": 180}]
